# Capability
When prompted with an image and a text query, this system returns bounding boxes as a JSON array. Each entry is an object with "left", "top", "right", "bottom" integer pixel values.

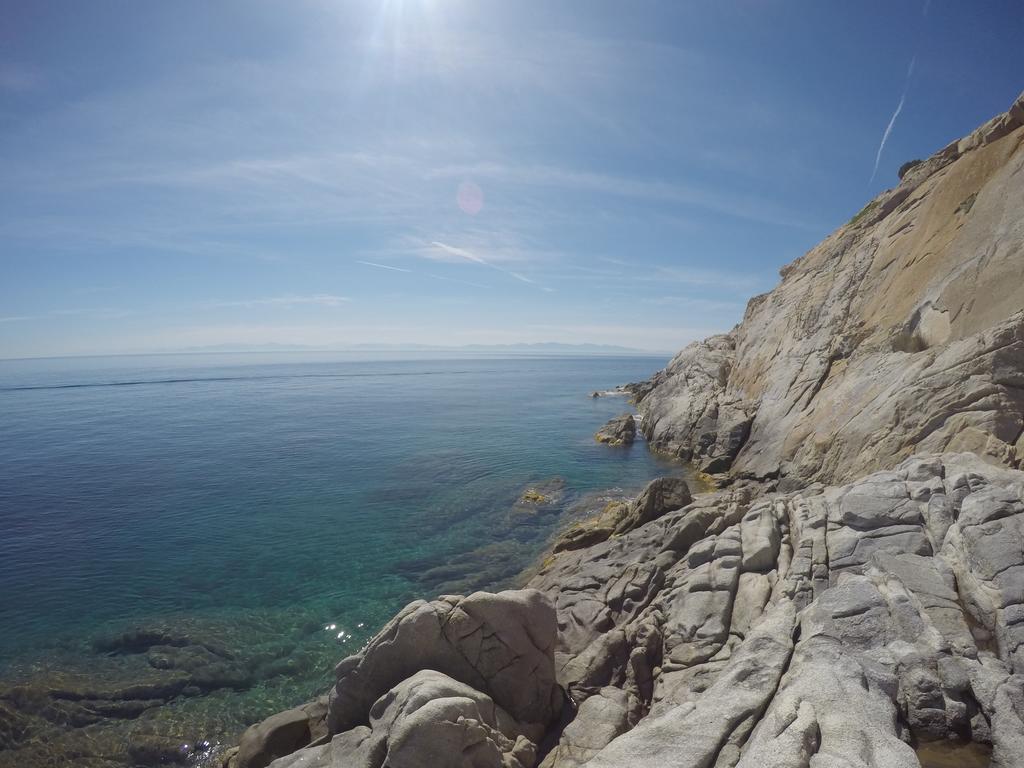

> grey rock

[
  {"left": 586, "top": 601, "right": 795, "bottom": 768},
  {"left": 235, "top": 708, "right": 311, "bottom": 768},
  {"left": 537, "top": 687, "right": 633, "bottom": 768},
  {"left": 328, "top": 589, "right": 561, "bottom": 740},
  {"left": 269, "top": 671, "right": 534, "bottom": 768},
  {"left": 614, "top": 476, "right": 691, "bottom": 535},
  {"left": 258, "top": 453, "right": 1024, "bottom": 768},
  {"left": 551, "top": 476, "right": 691, "bottom": 554}
]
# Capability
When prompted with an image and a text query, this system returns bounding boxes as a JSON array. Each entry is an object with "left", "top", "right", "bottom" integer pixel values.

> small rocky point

[{"left": 594, "top": 414, "right": 636, "bottom": 446}]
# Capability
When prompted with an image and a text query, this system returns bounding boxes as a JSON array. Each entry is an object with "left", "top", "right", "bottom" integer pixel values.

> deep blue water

[{"left": 0, "top": 353, "right": 680, "bottom": 691}]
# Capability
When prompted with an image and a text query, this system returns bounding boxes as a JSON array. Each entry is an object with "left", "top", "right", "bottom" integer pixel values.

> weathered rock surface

[
  {"left": 528, "top": 453, "right": 1024, "bottom": 767},
  {"left": 593, "top": 415, "right": 636, "bottom": 446},
  {"left": 231, "top": 698, "right": 327, "bottom": 768},
  {"left": 246, "top": 590, "right": 562, "bottom": 768},
  {"left": 634, "top": 90, "right": 1024, "bottom": 489},
  {"left": 268, "top": 671, "right": 537, "bottom": 768},
  {"left": 327, "top": 589, "right": 561, "bottom": 740}
]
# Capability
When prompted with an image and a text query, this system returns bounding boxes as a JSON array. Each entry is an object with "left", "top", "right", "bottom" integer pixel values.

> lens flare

[{"left": 457, "top": 180, "right": 484, "bottom": 215}]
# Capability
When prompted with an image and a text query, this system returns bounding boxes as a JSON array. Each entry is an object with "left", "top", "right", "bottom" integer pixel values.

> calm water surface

[{"left": 0, "top": 352, "right": 684, "bottom": 748}]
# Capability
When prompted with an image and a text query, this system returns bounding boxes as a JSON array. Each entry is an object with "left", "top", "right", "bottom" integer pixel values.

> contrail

[
  {"left": 356, "top": 260, "right": 412, "bottom": 273},
  {"left": 870, "top": 55, "right": 916, "bottom": 184},
  {"left": 430, "top": 241, "right": 548, "bottom": 291}
]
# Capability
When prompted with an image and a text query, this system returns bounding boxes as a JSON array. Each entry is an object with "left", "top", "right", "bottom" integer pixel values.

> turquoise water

[{"left": 0, "top": 352, "right": 681, "bottom": 755}]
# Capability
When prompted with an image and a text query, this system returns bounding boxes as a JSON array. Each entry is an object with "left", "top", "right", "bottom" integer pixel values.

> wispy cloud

[
  {"left": 0, "top": 315, "right": 35, "bottom": 323},
  {"left": 870, "top": 56, "right": 916, "bottom": 184},
  {"left": 428, "top": 241, "right": 489, "bottom": 265},
  {"left": 426, "top": 241, "right": 549, "bottom": 291},
  {"left": 356, "top": 260, "right": 413, "bottom": 273},
  {"left": 212, "top": 294, "right": 350, "bottom": 308},
  {"left": 356, "top": 255, "right": 490, "bottom": 288},
  {"left": 641, "top": 265, "right": 771, "bottom": 294}
]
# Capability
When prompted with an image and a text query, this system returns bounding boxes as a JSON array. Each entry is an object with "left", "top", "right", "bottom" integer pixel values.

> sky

[{"left": 1, "top": 0, "right": 1021, "bottom": 358}]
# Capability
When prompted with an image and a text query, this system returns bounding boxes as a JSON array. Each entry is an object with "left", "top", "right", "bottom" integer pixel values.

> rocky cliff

[
  {"left": 635, "top": 90, "right": 1024, "bottom": 491},
  {"left": 225, "top": 93, "right": 1024, "bottom": 768}
]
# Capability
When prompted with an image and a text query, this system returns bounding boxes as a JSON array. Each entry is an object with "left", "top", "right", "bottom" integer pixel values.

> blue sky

[{"left": 1, "top": 1, "right": 1021, "bottom": 358}]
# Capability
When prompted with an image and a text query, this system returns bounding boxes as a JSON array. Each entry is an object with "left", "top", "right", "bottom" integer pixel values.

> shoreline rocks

[{"left": 242, "top": 452, "right": 1024, "bottom": 768}]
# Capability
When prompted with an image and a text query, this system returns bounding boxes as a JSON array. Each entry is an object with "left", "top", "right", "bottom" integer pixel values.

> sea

[{"left": 0, "top": 352, "right": 690, "bottom": 764}]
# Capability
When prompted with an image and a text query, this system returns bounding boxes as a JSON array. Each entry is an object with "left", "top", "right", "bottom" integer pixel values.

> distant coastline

[{"left": 0, "top": 342, "right": 677, "bottom": 363}]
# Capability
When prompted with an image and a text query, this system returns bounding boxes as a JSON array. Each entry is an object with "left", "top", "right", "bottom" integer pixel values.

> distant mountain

[
  {"left": 168, "top": 342, "right": 667, "bottom": 356},
  {"left": 455, "top": 342, "right": 662, "bottom": 356}
]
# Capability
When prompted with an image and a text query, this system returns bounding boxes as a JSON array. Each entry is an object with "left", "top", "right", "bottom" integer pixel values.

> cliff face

[{"left": 636, "top": 91, "right": 1024, "bottom": 490}]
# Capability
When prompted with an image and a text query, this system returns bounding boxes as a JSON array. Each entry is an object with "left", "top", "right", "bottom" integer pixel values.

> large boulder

[
  {"left": 234, "top": 708, "right": 311, "bottom": 768},
  {"left": 613, "top": 476, "right": 691, "bottom": 535},
  {"left": 327, "top": 589, "right": 562, "bottom": 741},
  {"left": 270, "top": 671, "right": 535, "bottom": 768}
]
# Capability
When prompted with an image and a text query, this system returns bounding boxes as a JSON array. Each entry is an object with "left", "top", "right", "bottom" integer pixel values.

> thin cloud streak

[
  {"left": 357, "top": 260, "right": 412, "bottom": 273},
  {"left": 870, "top": 46, "right": 918, "bottom": 184},
  {"left": 212, "top": 294, "right": 350, "bottom": 308},
  {"left": 428, "top": 241, "right": 548, "bottom": 291},
  {"left": 357, "top": 255, "right": 489, "bottom": 288},
  {"left": 428, "top": 241, "right": 489, "bottom": 266}
]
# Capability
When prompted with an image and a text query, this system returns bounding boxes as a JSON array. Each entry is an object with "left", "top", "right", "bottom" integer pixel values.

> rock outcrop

[
  {"left": 257, "top": 590, "right": 562, "bottom": 768},
  {"left": 530, "top": 453, "right": 1024, "bottom": 767},
  {"left": 238, "top": 93, "right": 1024, "bottom": 768},
  {"left": 634, "top": 90, "right": 1024, "bottom": 489},
  {"left": 551, "top": 476, "right": 691, "bottom": 553},
  {"left": 594, "top": 415, "right": 636, "bottom": 446}
]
